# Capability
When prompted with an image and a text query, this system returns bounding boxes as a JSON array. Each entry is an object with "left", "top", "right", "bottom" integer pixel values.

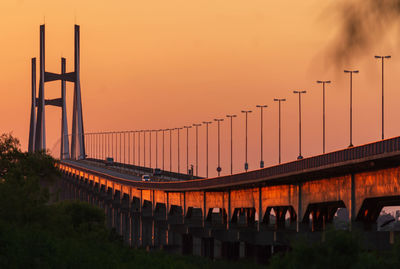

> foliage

[
  {"left": 268, "top": 229, "right": 398, "bottom": 269},
  {"left": 0, "top": 133, "right": 257, "bottom": 268}
]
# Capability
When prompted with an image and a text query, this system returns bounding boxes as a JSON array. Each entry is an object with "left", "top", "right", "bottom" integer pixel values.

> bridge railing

[
  {"left": 62, "top": 136, "right": 400, "bottom": 191},
  {"left": 85, "top": 158, "right": 202, "bottom": 181},
  {"left": 225, "top": 136, "right": 400, "bottom": 183}
]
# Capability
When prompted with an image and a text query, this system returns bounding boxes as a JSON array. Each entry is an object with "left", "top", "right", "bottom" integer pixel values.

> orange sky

[{"left": 1, "top": 0, "right": 400, "bottom": 177}]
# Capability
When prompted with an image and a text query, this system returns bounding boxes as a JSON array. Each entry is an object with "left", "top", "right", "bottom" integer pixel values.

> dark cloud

[{"left": 330, "top": 0, "right": 400, "bottom": 65}]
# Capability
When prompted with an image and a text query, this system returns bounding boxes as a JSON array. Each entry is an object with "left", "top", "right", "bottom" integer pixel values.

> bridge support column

[
  {"left": 98, "top": 185, "right": 106, "bottom": 212},
  {"left": 350, "top": 173, "right": 356, "bottom": 231},
  {"left": 297, "top": 183, "right": 304, "bottom": 232},
  {"left": 239, "top": 241, "right": 245, "bottom": 258},
  {"left": 113, "top": 191, "right": 122, "bottom": 235},
  {"left": 193, "top": 237, "right": 202, "bottom": 256},
  {"left": 139, "top": 191, "right": 143, "bottom": 247},
  {"left": 214, "top": 239, "right": 222, "bottom": 259},
  {"left": 121, "top": 194, "right": 130, "bottom": 245},
  {"left": 105, "top": 188, "right": 113, "bottom": 229},
  {"left": 131, "top": 212, "right": 141, "bottom": 247},
  {"left": 142, "top": 217, "right": 153, "bottom": 248}
]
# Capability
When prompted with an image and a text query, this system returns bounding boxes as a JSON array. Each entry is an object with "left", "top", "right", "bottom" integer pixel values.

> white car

[{"left": 141, "top": 175, "right": 151, "bottom": 182}]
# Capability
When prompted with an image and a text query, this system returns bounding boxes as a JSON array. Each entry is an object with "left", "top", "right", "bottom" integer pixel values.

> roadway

[{"left": 62, "top": 159, "right": 142, "bottom": 181}]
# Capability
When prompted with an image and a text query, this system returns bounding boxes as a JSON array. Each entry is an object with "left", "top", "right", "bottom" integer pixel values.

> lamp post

[
  {"left": 202, "top": 121, "right": 212, "bottom": 177},
  {"left": 375, "top": 55, "right": 391, "bottom": 140},
  {"left": 273, "top": 98, "right": 286, "bottom": 164},
  {"left": 193, "top": 123, "right": 202, "bottom": 177},
  {"left": 94, "top": 133, "right": 96, "bottom": 159},
  {"left": 133, "top": 131, "right": 136, "bottom": 165},
  {"left": 143, "top": 130, "right": 147, "bottom": 167},
  {"left": 293, "top": 91, "right": 307, "bottom": 159},
  {"left": 169, "top": 128, "right": 174, "bottom": 172},
  {"left": 95, "top": 133, "right": 97, "bottom": 159},
  {"left": 156, "top": 130, "right": 160, "bottom": 169},
  {"left": 108, "top": 132, "right": 111, "bottom": 159},
  {"left": 91, "top": 133, "right": 94, "bottom": 159},
  {"left": 214, "top": 118, "right": 224, "bottom": 176},
  {"left": 256, "top": 105, "right": 268, "bottom": 168},
  {"left": 111, "top": 132, "right": 114, "bottom": 160},
  {"left": 98, "top": 132, "right": 101, "bottom": 159},
  {"left": 162, "top": 129, "right": 167, "bottom": 170},
  {"left": 226, "top": 115, "right": 237, "bottom": 174},
  {"left": 93, "top": 133, "right": 95, "bottom": 159},
  {"left": 128, "top": 131, "right": 130, "bottom": 165},
  {"left": 344, "top": 69, "right": 359, "bottom": 147},
  {"left": 138, "top": 130, "right": 141, "bottom": 166},
  {"left": 241, "top": 110, "right": 252, "bottom": 172},
  {"left": 316, "top": 81, "right": 331, "bottom": 154},
  {"left": 118, "top": 132, "right": 121, "bottom": 163},
  {"left": 123, "top": 131, "right": 126, "bottom": 165},
  {"left": 176, "top": 127, "right": 182, "bottom": 173},
  {"left": 184, "top": 126, "right": 192, "bottom": 174},
  {"left": 149, "top": 130, "right": 153, "bottom": 168}
]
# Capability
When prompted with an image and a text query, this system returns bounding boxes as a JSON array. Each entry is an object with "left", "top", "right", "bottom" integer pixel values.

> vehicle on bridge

[
  {"left": 141, "top": 175, "right": 151, "bottom": 182},
  {"left": 105, "top": 157, "right": 114, "bottom": 166}
]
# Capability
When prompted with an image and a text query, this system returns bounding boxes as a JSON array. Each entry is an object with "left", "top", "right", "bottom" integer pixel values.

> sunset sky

[{"left": 1, "top": 0, "right": 399, "bottom": 177}]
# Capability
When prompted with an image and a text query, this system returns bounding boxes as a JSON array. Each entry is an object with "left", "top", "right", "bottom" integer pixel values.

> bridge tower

[{"left": 28, "top": 24, "right": 85, "bottom": 160}]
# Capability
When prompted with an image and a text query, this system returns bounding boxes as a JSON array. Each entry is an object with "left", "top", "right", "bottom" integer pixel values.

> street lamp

[
  {"left": 316, "top": 81, "right": 331, "bottom": 154},
  {"left": 111, "top": 132, "right": 114, "bottom": 160},
  {"left": 183, "top": 126, "right": 192, "bottom": 174},
  {"left": 156, "top": 130, "right": 160, "bottom": 169},
  {"left": 293, "top": 91, "right": 307, "bottom": 160},
  {"left": 99, "top": 132, "right": 101, "bottom": 160},
  {"left": 119, "top": 132, "right": 121, "bottom": 163},
  {"left": 344, "top": 69, "right": 359, "bottom": 147},
  {"left": 202, "top": 121, "right": 212, "bottom": 177},
  {"left": 138, "top": 130, "right": 142, "bottom": 166},
  {"left": 162, "top": 129, "right": 168, "bottom": 170},
  {"left": 142, "top": 130, "right": 146, "bottom": 166},
  {"left": 241, "top": 110, "right": 252, "bottom": 172},
  {"left": 193, "top": 123, "right": 202, "bottom": 177},
  {"left": 169, "top": 128, "right": 174, "bottom": 172},
  {"left": 123, "top": 131, "right": 126, "bottom": 165},
  {"left": 134, "top": 131, "right": 137, "bottom": 165},
  {"left": 256, "top": 105, "right": 268, "bottom": 168},
  {"left": 214, "top": 118, "right": 224, "bottom": 176},
  {"left": 375, "top": 55, "right": 391, "bottom": 140},
  {"left": 107, "top": 132, "right": 111, "bottom": 159},
  {"left": 176, "top": 127, "right": 182, "bottom": 173},
  {"left": 273, "top": 98, "right": 286, "bottom": 164},
  {"left": 226, "top": 114, "right": 237, "bottom": 174},
  {"left": 149, "top": 130, "right": 153, "bottom": 168},
  {"left": 127, "top": 131, "right": 130, "bottom": 165}
]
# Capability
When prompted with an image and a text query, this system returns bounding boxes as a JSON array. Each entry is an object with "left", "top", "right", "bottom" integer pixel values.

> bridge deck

[
  {"left": 62, "top": 136, "right": 400, "bottom": 191},
  {"left": 63, "top": 160, "right": 141, "bottom": 181}
]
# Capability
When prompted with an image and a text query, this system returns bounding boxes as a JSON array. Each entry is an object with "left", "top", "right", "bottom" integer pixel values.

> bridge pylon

[{"left": 28, "top": 24, "right": 85, "bottom": 160}]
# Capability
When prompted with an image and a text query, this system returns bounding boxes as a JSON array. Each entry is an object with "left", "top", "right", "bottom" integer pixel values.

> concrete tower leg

[
  {"left": 28, "top": 58, "right": 36, "bottom": 152},
  {"left": 60, "top": 58, "right": 70, "bottom": 159},
  {"left": 71, "top": 25, "right": 85, "bottom": 160},
  {"left": 35, "top": 24, "right": 46, "bottom": 151}
]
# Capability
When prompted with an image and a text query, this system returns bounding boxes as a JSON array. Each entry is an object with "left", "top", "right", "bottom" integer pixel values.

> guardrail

[
  {"left": 85, "top": 158, "right": 202, "bottom": 181},
  {"left": 61, "top": 136, "right": 400, "bottom": 191}
]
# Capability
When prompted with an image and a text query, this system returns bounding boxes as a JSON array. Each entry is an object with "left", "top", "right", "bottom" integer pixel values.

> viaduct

[{"left": 57, "top": 137, "right": 400, "bottom": 261}]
